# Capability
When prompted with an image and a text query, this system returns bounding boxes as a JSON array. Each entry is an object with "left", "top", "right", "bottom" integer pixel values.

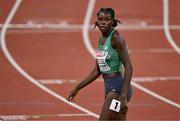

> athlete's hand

[
  {"left": 119, "top": 95, "right": 128, "bottom": 114},
  {"left": 67, "top": 88, "right": 78, "bottom": 102}
]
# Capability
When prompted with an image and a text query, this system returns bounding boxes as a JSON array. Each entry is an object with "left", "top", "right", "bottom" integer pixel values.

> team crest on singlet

[{"left": 96, "top": 50, "right": 110, "bottom": 72}]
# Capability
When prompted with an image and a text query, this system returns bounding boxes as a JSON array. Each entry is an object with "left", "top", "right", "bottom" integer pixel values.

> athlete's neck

[{"left": 102, "top": 27, "right": 114, "bottom": 37}]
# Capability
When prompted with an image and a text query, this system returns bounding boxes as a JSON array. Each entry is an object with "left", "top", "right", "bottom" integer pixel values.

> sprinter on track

[{"left": 67, "top": 8, "right": 133, "bottom": 120}]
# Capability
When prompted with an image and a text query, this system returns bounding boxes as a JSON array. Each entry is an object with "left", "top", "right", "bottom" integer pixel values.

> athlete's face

[{"left": 97, "top": 12, "right": 113, "bottom": 33}]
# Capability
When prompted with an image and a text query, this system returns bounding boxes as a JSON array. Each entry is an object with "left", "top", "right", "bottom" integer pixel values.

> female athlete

[{"left": 67, "top": 8, "right": 133, "bottom": 120}]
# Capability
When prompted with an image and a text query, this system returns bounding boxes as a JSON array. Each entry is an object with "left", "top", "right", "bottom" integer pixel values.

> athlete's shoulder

[{"left": 112, "top": 29, "right": 125, "bottom": 44}]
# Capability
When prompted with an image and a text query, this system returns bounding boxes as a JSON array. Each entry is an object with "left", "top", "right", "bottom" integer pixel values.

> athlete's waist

[{"left": 102, "top": 72, "right": 121, "bottom": 80}]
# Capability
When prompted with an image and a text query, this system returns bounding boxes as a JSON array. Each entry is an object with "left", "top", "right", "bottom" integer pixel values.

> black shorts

[{"left": 104, "top": 74, "right": 132, "bottom": 102}]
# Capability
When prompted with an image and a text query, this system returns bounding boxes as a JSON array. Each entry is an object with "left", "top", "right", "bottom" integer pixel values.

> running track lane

[{"left": 0, "top": 0, "right": 179, "bottom": 120}]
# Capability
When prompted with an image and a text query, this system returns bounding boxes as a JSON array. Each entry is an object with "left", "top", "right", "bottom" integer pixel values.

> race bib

[
  {"left": 109, "top": 99, "right": 121, "bottom": 112},
  {"left": 96, "top": 50, "right": 110, "bottom": 72}
]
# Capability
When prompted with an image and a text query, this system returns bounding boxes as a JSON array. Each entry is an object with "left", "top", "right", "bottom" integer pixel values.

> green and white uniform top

[{"left": 96, "top": 29, "right": 122, "bottom": 74}]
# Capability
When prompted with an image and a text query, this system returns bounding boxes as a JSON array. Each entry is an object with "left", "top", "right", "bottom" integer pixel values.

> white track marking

[
  {"left": 82, "top": 0, "right": 96, "bottom": 59},
  {"left": 163, "top": 0, "right": 180, "bottom": 54},
  {"left": 132, "top": 76, "right": 180, "bottom": 82},
  {"left": 82, "top": 0, "right": 180, "bottom": 108},
  {"left": 131, "top": 82, "right": 180, "bottom": 108},
  {"left": 56, "top": 113, "right": 90, "bottom": 117},
  {"left": 38, "top": 76, "right": 180, "bottom": 85},
  {"left": 0, "top": 0, "right": 99, "bottom": 118},
  {"left": 0, "top": 23, "right": 180, "bottom": 30},
  {"left": 0, "top": 113, "right": 91, "bottom": 120}
]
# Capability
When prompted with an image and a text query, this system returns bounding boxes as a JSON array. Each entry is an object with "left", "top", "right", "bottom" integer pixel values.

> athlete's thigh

[
  {"left": 116, "top": 110, "right": 127, "bottom": 120},
  {"left": 115, "top": 95, "right": 129, "bottom": 120},
  {"left": 99, "top": 91, "right": 120, "bottom": 120}
]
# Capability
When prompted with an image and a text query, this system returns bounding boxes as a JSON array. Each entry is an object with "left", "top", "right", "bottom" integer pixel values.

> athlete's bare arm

[
  {"left": 111, "top": 30, "right": 133, "bottom": 107},
  {"left": 67, "top": 61, "right": 101, "bottom": 101}
]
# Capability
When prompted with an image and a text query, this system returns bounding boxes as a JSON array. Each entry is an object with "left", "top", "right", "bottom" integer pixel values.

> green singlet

[{"left": 96, "top": 29, "right": 122, "bottom": 74}]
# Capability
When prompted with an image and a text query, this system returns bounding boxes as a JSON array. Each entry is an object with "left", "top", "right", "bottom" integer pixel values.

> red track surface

[{"left": 0, "top": 0, "right": 180, "bottom": 120}]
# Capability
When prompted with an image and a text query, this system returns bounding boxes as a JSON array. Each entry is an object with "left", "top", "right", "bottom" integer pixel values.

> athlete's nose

[{"left": 101, "top": 20, "right": 106, "bottom": 25}]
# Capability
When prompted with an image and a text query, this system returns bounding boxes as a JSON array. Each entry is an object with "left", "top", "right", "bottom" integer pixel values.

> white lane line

[
  {"left": 38, "top": 76, "right": 180, "bottom": 85},
  {"left": 57, "top": 113, "right": 91, "bottom": 117},
  {"left": 82, "top": 0, "right": 96, "bottom": 59},
  {"left": 82, "top": 0, "right": 180, "bottom": 108},
  {"left": 0, "top": 0, "right": 99, "bottom": 118},
  {"left": 131, "top": 82, "right": 180, "bottom": 108},
  {"left": 132, "top": 76, "right": 180, "bottom": 82},
  {"left": 163, "top": 0, "right": 180, "bottom": 54},
  {"left": 0, "top": 23, "right": 180, "bottom": 30},
  {"left": 0, "top": 113, "right": 91, "bottom": 120}
]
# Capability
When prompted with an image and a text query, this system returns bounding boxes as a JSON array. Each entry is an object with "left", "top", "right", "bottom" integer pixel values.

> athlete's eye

[
  {"left": 98, "top": 18, "right": 103, "bottom": 21},
  {"left": 105, "top": 18, "right": 111, "bottom": 21}
]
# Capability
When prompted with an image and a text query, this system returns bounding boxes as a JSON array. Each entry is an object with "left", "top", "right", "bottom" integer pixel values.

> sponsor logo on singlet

[{"left": 96, "top": 50, "right": 110, "bottom": 72}]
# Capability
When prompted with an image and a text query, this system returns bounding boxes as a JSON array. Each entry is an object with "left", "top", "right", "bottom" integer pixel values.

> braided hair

[{"left": 94, "top": 8, "right": 122, "bottom": 29}]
